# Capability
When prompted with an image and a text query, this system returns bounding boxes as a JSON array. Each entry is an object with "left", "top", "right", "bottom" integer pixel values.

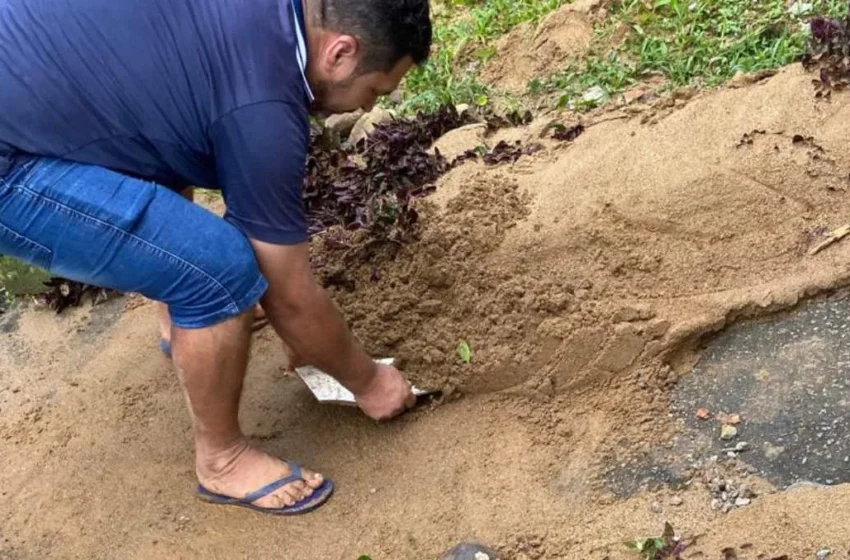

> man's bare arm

[
  {"left": 250, "top": 239, "right": 377, "bottom": 393},
  {"left": 250, "top": 239, "right": 415, "bottom": 420}
]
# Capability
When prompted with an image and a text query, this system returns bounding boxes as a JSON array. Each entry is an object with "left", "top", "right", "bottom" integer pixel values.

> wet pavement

[{"left": 605, "top": 290, "right": 850, "bottom": 496}]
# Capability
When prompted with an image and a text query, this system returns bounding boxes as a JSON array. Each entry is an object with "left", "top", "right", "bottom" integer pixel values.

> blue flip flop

[
  {"left": 160, "top": 339, "right": 172, "bottom": 359},
  {"left": 196, "top": 461, "right": 335, "bottom": 515}
]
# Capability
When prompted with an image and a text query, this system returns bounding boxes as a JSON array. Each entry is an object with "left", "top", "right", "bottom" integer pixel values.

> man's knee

[{"left": 166, "top": 225, "right": 268, "bottom": 329}]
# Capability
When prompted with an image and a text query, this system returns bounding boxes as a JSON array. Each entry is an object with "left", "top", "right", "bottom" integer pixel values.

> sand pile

[
  {"left": 480, "top": 2, "right": 598, "bottom": 92},
  {"left": 317, "top": 66, "right": 850, "bottom": 403}
]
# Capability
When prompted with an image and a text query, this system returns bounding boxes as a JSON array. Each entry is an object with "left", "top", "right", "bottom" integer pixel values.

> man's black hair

[{"left": 320, "top": 0, "right": 432, "bottom": 73}]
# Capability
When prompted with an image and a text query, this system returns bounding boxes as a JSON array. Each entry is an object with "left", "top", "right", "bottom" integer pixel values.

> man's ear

[{"left": 324, "top": 34, "right": 360, "bottom": 80}]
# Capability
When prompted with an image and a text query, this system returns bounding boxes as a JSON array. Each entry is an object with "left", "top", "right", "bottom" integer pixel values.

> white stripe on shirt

[{"left": 290, "top": 0, "right": 315, "bottom": 102}]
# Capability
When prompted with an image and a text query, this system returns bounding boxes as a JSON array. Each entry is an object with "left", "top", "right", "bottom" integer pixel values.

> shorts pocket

[
  {"left": 0, "top": 220, "right": 53, "bottom": 271},
  {"left": 24, "top": 159, "right": 157, "bottom": 233}
]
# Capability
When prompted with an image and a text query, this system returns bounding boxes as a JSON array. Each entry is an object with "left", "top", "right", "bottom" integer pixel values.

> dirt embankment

[{"left": 319, "top": 65, "right": 850, "bottom": 415}]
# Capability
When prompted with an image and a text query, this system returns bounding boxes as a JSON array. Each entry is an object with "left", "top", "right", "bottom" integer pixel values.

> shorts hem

[{"left": 170, "top": 275, "right": 269, "bottom": 329}]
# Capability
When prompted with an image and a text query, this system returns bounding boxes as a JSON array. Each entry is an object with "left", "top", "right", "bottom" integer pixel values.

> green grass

[
  {"left": 530, "top": 0, "right": 849, "bottom": 110},
  {"left": 395, "top": 0, "right": 849, "bottom": 115},
  {"left": 0, "top": 256, "right": 49, "bottom": 305},
  {"left": 398, "top": 0, "right": 571, "bottom": 113}
]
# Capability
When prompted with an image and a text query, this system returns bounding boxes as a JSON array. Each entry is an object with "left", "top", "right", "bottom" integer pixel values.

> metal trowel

[{"left": 295, "top": 358, "right": 438, "bottom": 406}]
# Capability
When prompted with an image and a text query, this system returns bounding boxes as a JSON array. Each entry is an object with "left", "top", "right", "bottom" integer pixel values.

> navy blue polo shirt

[{"left": 0, "top": 0, "right": 313, "bottom": 244}]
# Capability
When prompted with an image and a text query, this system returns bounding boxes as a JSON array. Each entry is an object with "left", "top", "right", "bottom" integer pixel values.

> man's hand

[
  {"left": 251, "top": 239, "right": 403, "bottom": 402},
  {"left": 354, "top": 363, "right": 416, "bottom": 421}
]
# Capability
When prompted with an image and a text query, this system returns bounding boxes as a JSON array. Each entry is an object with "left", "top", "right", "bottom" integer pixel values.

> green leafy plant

[
  {"left": 357, "top": 556, "right": 373, "bottom": 560},
  {"left": 456, "top": 341, "right": 472, "bottom": 364},
  {"left": 626, "top": 523, "right": 686, "bottom": 560}
]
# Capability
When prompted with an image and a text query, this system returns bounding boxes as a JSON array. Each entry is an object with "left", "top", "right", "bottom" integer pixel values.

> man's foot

[{"left": 196, "top": 442, "right": 324, "bottom": 509}]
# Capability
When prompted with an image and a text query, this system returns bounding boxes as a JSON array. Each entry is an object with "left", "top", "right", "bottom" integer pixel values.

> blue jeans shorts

[{"left": 0, "top": 157, "right": 268, "bottom": 328}]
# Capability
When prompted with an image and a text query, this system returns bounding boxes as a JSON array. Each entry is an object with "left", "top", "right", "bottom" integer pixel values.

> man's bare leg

[{"left": 170, "top": 310, "right": 324, "bottom": 507}]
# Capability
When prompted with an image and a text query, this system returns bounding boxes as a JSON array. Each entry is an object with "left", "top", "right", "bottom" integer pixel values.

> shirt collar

[{"left": 288, "top": 0, "right": 315, "bottom": 102}]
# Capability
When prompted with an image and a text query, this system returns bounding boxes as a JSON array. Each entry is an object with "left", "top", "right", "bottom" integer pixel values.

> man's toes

[
  {"left": 272, "top": 490, "right": 296, "bottom": 508},
  {"left": 284, "top": 480, "right": 308, "bottom": 501},
  {"left": 303, "top": 470, "right": 324, "bottom": 489}
]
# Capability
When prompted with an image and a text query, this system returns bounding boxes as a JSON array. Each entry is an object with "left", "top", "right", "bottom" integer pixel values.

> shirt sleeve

[{"left": 210, "top": 101, "right": 310, "bottom": 245}]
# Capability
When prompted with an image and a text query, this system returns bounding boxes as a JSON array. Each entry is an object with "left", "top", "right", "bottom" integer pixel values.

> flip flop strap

[{"left": 241, "top": 461, "right": 304, "bottom": 504}]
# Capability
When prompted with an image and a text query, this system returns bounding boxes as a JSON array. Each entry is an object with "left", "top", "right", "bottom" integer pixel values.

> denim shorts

[{"left": 0, "top": 157, "right": 268, "bottom": 328}]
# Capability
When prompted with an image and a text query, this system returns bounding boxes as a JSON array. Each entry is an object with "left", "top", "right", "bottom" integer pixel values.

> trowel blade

[{"left": 294, "top": 358, "right": 437, "bottom": 406}]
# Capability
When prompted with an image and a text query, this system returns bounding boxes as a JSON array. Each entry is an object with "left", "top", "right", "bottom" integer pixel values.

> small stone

[
  {"left": 369, "top": 488, "right": 377, "bottom": 494},
  {"left": 718, "top": 413, "right": 741, "bottom": 425},
  {"left": 696, "top": 408, "right": 711, "bottom": 420},
  {"left": 734, "top": 498, "right": 751, "bottom": 507},
  {"left": 722, "top": 502, "right": 734, "bottom": 514},
  {"left": 763, "top": 441, "right": 785, "bottom": 459},
  {"left": 788, "top": 2, "right": 814, "bottom": 17},
  {"left": 439, "top": 543, "right": 500, "bottom": 560},
  {"left": 786, "top": 480, "right": 827, "bottom": 492},
  {"left": 710, "top": 498, "right": 722, "bottom": 510},
  {"left": 735, "top": 442, "right": 750, "bottom": 452},
  {"left": 729, "top": 69, "right": 777, "bottom": 88},
  {"left": 349, "top": 107, "right": 394, "bottom": 144},
  {"left": 650, "top": 502, "right": 663, "bottom": 514},
  {"left": 429, "top": 123, "right": 488, "bottom": 161},
  {"left": 738, "top": 485, "right": 754, "bottom": 499},
  {"left": 324, "top": 110, "right": 364, "bottom": 136},
  {"left": 816, "top": 549, "right": 832, "bottom": 560},
  {"left": 720, "top": 425, "right": 738, "bottom": 440},
  {"left": 582, "top": 85, "right": 608, "bottom": 105},
  {"left": 669, "top": 496, "right": 684, "bottom": 507}
]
